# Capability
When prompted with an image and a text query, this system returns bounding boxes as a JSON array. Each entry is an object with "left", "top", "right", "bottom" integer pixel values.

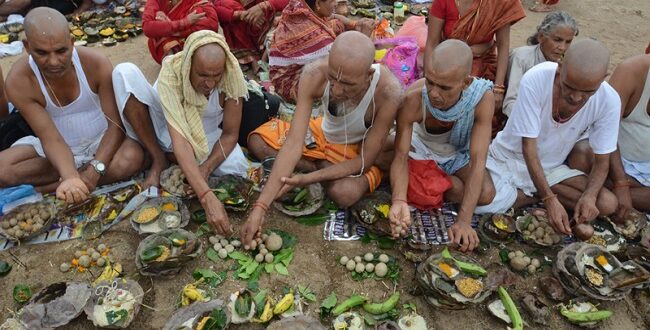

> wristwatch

[{"left": 90, "top": 160, "right": 107, "bottom": 176}]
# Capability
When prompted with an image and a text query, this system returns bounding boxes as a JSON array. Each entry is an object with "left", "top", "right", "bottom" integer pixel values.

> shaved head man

[
  {"left": 568, "top": 53, "right": 650, "bottom": 217},
  {"left": 242, "top": 31, "right": 403, "bottom": 246},
  {"left": 112, "top": 30, "right": 251, "bottom": 236},
  {"left": 478, "top": 39, "right": 619, "bottom": 237},
  {"left": 0, "top": 7, "right": 143, "bottom": 203},
  {"left": 390, "top": 40, "right": 496, "bottom": 252}
]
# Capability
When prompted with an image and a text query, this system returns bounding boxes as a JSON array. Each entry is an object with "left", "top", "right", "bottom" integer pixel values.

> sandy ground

[{"left": 1, "top": 0, "right": 650, "bottom": 329}]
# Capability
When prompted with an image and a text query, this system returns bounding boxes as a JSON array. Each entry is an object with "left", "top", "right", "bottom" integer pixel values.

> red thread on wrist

[
  {"left": 541, "top": 193, "right": 557, "bottom": 202},
  {"left": 198, "top": 189, "right": 212, "bottom": 202},
  {"left": 252, "top": 202, "right": 269, "bottom": 213}
]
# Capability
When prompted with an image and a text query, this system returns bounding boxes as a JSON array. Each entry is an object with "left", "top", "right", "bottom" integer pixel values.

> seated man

[
  {"left": 390, "top": 40, "right": 495, "bottom": 252},
  {"left": 241, "top": 31, "right": 402, "bottom": 246},
  {"left": 113, "top": 30, "right": 249, "bottom": 235},
  {"left": 477, "top": 39, "right": 619, "bottom": 235},
  {"left": 568, "top": 54, "right": 650, "bottom": 216},
  {"left": 0, "top": 7, "right": 142, "bottom": 203}
]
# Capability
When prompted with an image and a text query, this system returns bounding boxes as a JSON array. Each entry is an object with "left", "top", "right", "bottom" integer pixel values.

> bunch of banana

[
  {"left": 181, "top": 282, "right": 205, "bottom": 306},
  {"left": 273, "top": 290, "right": 295, "bottom": 315},
  {"left": 253, "top": 296, "right": 275, "bottom": 323}
]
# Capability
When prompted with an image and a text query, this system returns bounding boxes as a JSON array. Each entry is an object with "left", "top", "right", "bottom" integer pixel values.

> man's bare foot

[
  {"left": 529, "top": 3, "right": 554, "bottom": 12},
  {"left": 142, "top": 159, "right": 169, "bottom": 190}
]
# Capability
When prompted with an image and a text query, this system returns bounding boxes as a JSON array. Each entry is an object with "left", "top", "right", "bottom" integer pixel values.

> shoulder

[
  {"left": 610, "top": 54, "right": 650, "bottom": 88},
  {"left": 5, "top": 56, "right": 37, "bottom": 98},
  {"left": 520, "top": 61, "right": 556, "bottom": 86},
  {"left": 376, "top": 65, "right": 404, "bottom": 102},
  {"left": 510, "top": 45, "right": 537, "bottom": 63},
  {"left": 76, "top": 46, "right": 113, "bottom": 75},
  {"left": 594, "top": 81, "right": 622, "bottom": 109}
]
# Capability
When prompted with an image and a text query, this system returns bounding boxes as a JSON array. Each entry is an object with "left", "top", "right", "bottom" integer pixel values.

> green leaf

[
  {"left": 295, "top": 213, "right": 330, "bottom": 226},
  {"left": 191, "top": 209, "right": 207, "bottom": 224},
  {"left": 403, "top": 302, "right": 417, "bottom": 314},
  {"left": 279, "top": 250, "right": 294, "bottom": 267},
  {"left": 196, "top": 222, "right": 212, "bottom": 237},
  {"left": 269, "top": 229, "right": 297, "bottom": 248},
  {"left": 264, "top": 263, "right": 274, "bottom": 273},
  {"left": 274, "top": 263, "right": 289, "bottom": 276},
  {"left": 13, "top": 284, "right": 32, "bottom": 304},
  {"left": 204, "top": 308, "right": 228, "bottom": 330},
  {"left": 105, "top": 309, "right": 129, "bottom": 325},
  {"left": 247, "top": 280, "right": 259, "bottom": 292},
  {"left": 364, "top": 313, "right": 377, "bottom": 326},
  {"left": 245, "top": 261, "right": 260, "bottom": 275},
  {"left": 298, "top": 285, "right": 317, "bottom": 302},
  {"left": 206, "top": 248, "right": 220, "bottom": 262},
  {"left": 229, "top": 251, "right": 252, "bottom": 262},
  {"left": 192, "top": 269, "right": 227, "bottom": 287},
  {"left": 253, "top": 289, "right": 268, "bottom": 317},
  {"left": 234, "top": 293, "right": 252, "bottom": 317},
  {"left": 499, "top": 248, "right": 510, "bottom": 264},
  {"left": 320, "top": 292, "right": 337, "bottom": 319}
]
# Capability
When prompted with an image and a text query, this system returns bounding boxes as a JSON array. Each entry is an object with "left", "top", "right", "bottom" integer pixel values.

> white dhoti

[
  {"left": 11, "top": 133, "right": 104, "bottom": 169},
  {"left": 112, "top": 63, "right": 249, "bottom": 178},
  {"left": 475, "top": 150, "right": 585, "bottom": 214},
  {"left": 622, "top": 158, "right": 650, "bottom": 187}
]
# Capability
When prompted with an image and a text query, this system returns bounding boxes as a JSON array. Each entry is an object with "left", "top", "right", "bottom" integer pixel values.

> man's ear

[
  {"left": 463, "top": 75, "right": 472, "bottom": 89},
  {"left": 22, "top": 40, "right": 30, "bottom": 54}
]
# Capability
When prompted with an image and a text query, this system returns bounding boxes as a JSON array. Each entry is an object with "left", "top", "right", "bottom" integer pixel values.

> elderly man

[
  {"left": 390, "top": 40, "right": 495, "bottom": 252},
  {"left": 477, "top": 39, "right": 619, "bottom": 235},
  {"left": 241, "top": 31, "right": 403, "bottom": 246},
  {"left": 0, "top": 7, "right": 142, "bottom": 203},
  {"left": 112, "top": 30, "right": 249, "bottom": 235},
  {"left": 568, "top": 54, "right": 650, "bottom": 216}
]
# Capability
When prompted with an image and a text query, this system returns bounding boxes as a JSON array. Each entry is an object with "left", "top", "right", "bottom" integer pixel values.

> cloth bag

[
  {"left": 375, "top": 36, "right": 420, "bottom": 87},
  {"left": 407, "top": 159, "right": 453, "bottom": 210}
]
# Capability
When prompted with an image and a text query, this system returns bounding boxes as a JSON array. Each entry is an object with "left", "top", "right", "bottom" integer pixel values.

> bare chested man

[
  {"left": 240, "top": 31, "right": 403, "bottom": 246},
  {"left": 478, "top": 39, "right": 619, "bottom": 235},
  {"left": 390, "top": 40, "right": 495, "bottom": 252},
  {"left": 569, "top": 54, "right": 650, "bottom": 216},
  {"left": 0, "top": 7, "right": 143, "bottom": 203}
]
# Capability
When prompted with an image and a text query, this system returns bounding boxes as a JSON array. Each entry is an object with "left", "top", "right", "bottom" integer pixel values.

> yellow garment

[{"left": 157, "top": 30, "right": 248, "bottom": 162}]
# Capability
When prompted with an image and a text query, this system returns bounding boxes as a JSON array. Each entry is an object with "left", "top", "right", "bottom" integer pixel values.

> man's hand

[
  {"left": 241, "top": 207, "right": 264, "bottom": 248},
  {"left": 187, "top": 10, "right": 206, "bottom": 25},
  {"left": 78, "top": 165, "right": 100, "bottom": 193},
  {"left": 573, "top": 195, "right": 599, "bottom": 224},
  {"left": 198, "top": 162, "right": 213, "bottom": 183},
  {"left": 388, "top": 201, "right": 410, "bottom": 238},
  {"left": 56, "top": 176, "right": 90, "bottom": 203},
  {"left": 613, "top": 186, "right": 633, "bottom": 221},
  {"left": 156, "top": 11, "right": 171, "bottom": 21},
  {"left": 448, "top": 221, "right": 479, "bottom": 252},
  {"left": 494, "top": 92, "right": 504, "bottom": 110},
  {"left": 202, "top": 194, "right": 232, "bottom": 236},
  {"left": 280, "top": 173, "right": 310, "bottom": 188},
  {"left": 545, "top": 197, "right": 571, "bottom": 234},
  {"left": 243, "top": 3, "right": 266, "bottom": 28}
]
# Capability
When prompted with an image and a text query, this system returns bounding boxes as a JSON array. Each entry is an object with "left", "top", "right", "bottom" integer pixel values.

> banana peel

[
  {"left": 273, "top": 290, "right": 294, "bottom": 315},
  {"left": 253, "top": 296, "right": 275, "bottom": 323},
  {"left": 181, "top": 282, "right": 205, "bottom": 306},
  {"left": 93, "top": 262, "right": 122, "bottom": 286}
]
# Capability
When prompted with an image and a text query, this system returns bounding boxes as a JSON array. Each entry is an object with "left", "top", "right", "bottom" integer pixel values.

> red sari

[
  {"left": 142, "top": 0, "right": 219, "bottom": 64},
  {"left": 216, "top": 0, "right": 289, "bottom": 65},
  {"left": 430, "top": 0, "right": 525, "bottom": 81}
]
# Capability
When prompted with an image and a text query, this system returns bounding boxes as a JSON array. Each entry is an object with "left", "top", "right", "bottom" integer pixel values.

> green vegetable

[
  {"left": 253, "top": 289, "right": 269, "bottom": 317},
  {"left": 332, "top": 295, "right": 368, "bottom": 316},
  {"left": 298, "top": 285, "right": 317, "bottom": 302},
  {"left": 203, "top": 308, "right": 228, "bottom": 330},
  {"left": 442, "top": 247, "right": 487, "bottom": 277},
  {"left": 141, "top": 246, "right": 164, "bottom": 262},
  {"left": 292, "top": 188, "right": 308, "bottom": 204},
  {"left": 320, "top": 292, "right": 338, "bottom": 319},
  {"left": 13, "top": 284, "right": 32, "bottom": 303},
  {"left": 498, "top": 287, "right": 522, "bottom": 330},
  {"left": 499, "top": 248, "right": 510, "bottom": 264},
  {"left": 362, "top": 292, "right": 400, "bottom": 315},
  {"left": 0, "top": 260, "right": 11, "bottom": 276},
  {"left": 560, "top": 304, "right": 613, "bottom": 324},
  {"left": 191, "top": 209, "right": 207, "bottom": 223},
  {"left": 105, "top": 309, "right": 129, "bottom": 325}
]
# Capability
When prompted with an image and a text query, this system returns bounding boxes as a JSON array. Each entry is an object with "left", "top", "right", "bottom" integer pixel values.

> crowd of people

[{"left": 0, "top": 0, "right": 648, "bottom": 253}]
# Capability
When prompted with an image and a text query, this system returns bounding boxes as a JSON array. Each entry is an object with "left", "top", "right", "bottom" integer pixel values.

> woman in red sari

[
  {"left": 424, "top": 0, "right": 525, "bottom": 134},
  {"left": 142, "top": 0, "right": 219, "bottom": 64},
  {"left": 215, "top": 0, "right": 289, "bottom": 69},
  {"left": 269, "top": 0, "right": 374, "bottom": 102}
]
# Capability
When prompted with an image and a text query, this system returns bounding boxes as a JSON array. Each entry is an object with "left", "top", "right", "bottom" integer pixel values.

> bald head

[
  {"left": 193, "top": 43, "right": 226, "bottom": 65},
  {"left": 24, "top": 7, "right": 70, "bottom": 41},
  {"left": 429, "top": 39, "right": 473, "bottom": 78},
  {"left": 330, "top": 31, "right": 375, "bottom": 73},
  {"left": 563, "top": 38, "right": 609, "bottom": 81}
]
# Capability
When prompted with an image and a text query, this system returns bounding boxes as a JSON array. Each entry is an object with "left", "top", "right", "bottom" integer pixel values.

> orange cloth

[
  {"left": 447, "top": 0, "right": 526, "bottom": 81},
  {"left": 407, "top": 159, "right": 453, "bottom": 210},
  {"left": 250, "top": 117, "right": 382, "bottom": 191}
]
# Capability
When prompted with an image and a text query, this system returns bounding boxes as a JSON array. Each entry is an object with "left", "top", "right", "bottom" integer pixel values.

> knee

[
  {"left": 597, "top": 189, "right": 618, "bottom": 216},
  {"left": 113, "top": 143, "right": 145, "bottom": 176},
  {"left": 112, "top": 62, "right": 139, "bottom": 82},
  {"left": 327, "top": 181, "right": 366, "bottom": 208},
  {"left": 247, "top": 134, "right": 267, "bottom": 159},
  {"left": 477, "top": 184, "right": 496, "bottom": 206},
  {"left": 567, "top": 141, "right": 593, "bottom": 172},
  {"left": 0, "top": 156, "right": 17, "bottom": 187}
]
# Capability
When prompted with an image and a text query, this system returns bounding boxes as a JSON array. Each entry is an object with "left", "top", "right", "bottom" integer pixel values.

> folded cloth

[
  {"left": 407, "top": 159, "right": 453, "bottom": 210},
  {"left": 0, "top": 41, "right": 23, "bottom": 58}
]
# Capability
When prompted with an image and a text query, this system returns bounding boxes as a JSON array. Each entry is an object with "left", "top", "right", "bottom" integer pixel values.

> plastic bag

[
  {"left": 407, "top": 159, "right": 453, "bottom": 210},
  {"left": 371, "top": 17, "right": 394, "bottom": 40},
  {"left": 375, "top": 36, "right": 420, "bottom": 87}
]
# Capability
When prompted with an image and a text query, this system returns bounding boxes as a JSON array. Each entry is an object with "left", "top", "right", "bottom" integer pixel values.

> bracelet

[
  {"left": 198, "top": 189, "right": 212, "bottom": 202},
  {"left": 541, "top": 193, "right": 557, "bottom": 203},
  {"left": 392, "top": 199, "right": 408, "bottom": 205},
  {"left": 493, "top": 85, "right": 506, "bottom": 94},
  {"left": 613, "top": 180, "right": 630, "bottom": 189},
  {"left": 252, "top": 201, "right": 269, "bottom": 213}
]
